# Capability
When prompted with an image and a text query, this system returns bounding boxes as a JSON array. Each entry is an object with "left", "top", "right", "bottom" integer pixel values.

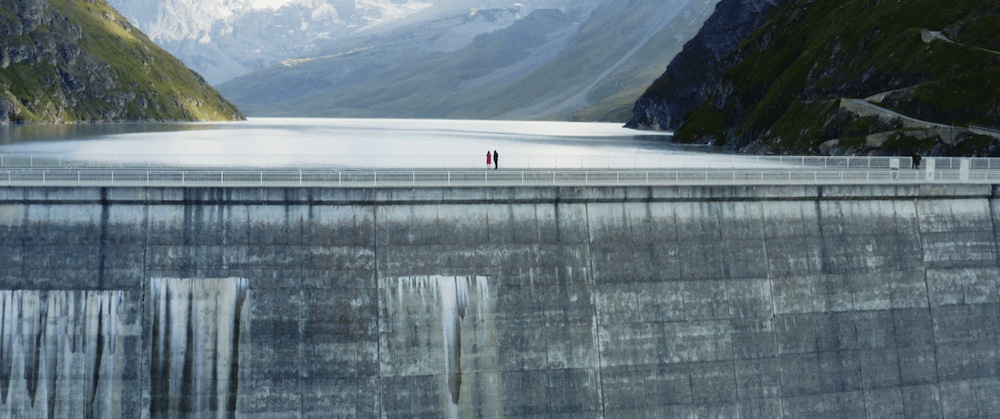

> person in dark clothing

[
  {"left": 493, "top": 150, "right": 498, "bottom": 170},
  {"left": 912, "top": 154, "right": 921, "bottom": 169}
]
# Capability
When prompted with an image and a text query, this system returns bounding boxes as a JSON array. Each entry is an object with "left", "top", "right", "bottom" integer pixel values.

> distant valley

[
  {"left": 112, "top": 0, "right": 718, "bottom": 122},
  {"left": 218, "top": 0, "right": 717, "bottom": 121}
]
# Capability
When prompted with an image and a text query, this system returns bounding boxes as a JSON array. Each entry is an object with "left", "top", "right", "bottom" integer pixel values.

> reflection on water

[
  {"left": 0, "top": 118, "right": 740, "bottom": 169},
  {"left": 0, "top": 122, "right": 218, "bottom": 146}
]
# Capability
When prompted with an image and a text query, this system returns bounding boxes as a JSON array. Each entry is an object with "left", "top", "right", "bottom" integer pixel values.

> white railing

[
  {"left": 1, "top": 168, "right": 996, "bottom": 188},
  {"left": 2, "top": 154, "right": 998, "bottom": 170},
  {"left": 970, "top": 124, "right": 1000, "bottom": 134}
]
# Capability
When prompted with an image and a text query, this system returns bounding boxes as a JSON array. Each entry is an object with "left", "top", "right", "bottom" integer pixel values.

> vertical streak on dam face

[
  {"left": 439, "top": 276, "right": 466, "bottom": 409},
  {"left": 0, "top": 290, "right": 125, "bottom": 419},
  {"left": 149, "top": 278, "right": 249, "bottom": 418},
  {"left": 383, "top": 276, "right": 497, "bottom": 418}
]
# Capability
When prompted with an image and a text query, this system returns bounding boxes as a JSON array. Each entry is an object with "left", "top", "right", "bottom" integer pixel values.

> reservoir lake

[{"left": 0, "top": 118, "right": 744, "bottom": 169}]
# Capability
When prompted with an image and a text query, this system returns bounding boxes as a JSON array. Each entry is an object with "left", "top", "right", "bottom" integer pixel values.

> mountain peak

[{"left": 109, "top": 0, "right": 449, "bottom": 84}]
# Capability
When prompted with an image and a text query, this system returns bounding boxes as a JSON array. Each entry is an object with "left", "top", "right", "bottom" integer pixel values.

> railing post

[
  {"left": 299, "top": 170, "right": 302, "bottom": 187},
  {"left": 42, "top": 171, "right": 45, "bottom": 186},
  {"left": 182, "top": 172, "right": 185, "bottom": 186},
  {"left": 221, "top": 171, "right": 225, "bottom": 186},
  {"left": 147, "top": 171, "right": 150, "bottom": 186}
]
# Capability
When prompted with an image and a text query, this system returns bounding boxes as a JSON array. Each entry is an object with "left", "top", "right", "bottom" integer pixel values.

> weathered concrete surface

[{"left": 0, "top": 185, "right": 999, "bottom": 417}]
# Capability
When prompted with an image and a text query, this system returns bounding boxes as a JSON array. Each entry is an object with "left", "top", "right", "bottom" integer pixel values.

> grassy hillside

[
  {"left": 672, "top": 0, "right": 1000, "bottom": 155},
  {"left": 0, "top": 0, "right": 243, "bottom": 124}
]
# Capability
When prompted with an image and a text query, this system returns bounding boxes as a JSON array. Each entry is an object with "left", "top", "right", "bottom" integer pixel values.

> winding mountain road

[
  {"left": 842, "top": 98, "right": 952, "bottom": 129},
  {"left": 922, "top": 29, "right": 1000, "bottom": 56}
]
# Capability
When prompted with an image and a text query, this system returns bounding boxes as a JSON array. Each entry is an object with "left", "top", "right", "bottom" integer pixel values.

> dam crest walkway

[{"left": 2, "top": 155, "right": 999, "bottom": 188}]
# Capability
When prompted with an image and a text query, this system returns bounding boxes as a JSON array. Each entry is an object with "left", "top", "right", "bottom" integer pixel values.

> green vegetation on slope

[
  {"left": 0, "top": 0, "right": 243, "bottom": 124},
  {"left": 673, "top": 0, "right": 1000, "bottom": 155}
]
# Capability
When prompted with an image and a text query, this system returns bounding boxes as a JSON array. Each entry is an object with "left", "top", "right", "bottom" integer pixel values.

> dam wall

[{"left": 0, "top": 185, "right": 999, "bottom": 417}]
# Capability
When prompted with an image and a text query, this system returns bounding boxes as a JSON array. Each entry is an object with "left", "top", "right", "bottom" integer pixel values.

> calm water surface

[{"left": 0, "top": 118, "right": 745, "bottom": 168}]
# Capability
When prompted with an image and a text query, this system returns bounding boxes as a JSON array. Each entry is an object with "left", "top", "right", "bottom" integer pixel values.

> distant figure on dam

[
  {"left": 486, "top": 151, "right": 492, "bottom": 169},
  {"left": 912, "top": 153, "right": 922, "bottom": 169},
  {"left": 493, "top": 150, "right": 499, "bottom": 170}
]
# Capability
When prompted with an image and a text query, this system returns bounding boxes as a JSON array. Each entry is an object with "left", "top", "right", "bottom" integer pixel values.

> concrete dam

[{"left": 0, "top": 184, "right": 999, "bottom": 418}]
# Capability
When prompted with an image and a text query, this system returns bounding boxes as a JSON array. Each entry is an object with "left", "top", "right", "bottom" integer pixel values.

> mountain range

[
  {"left": 629, "top": 0, "right": 1000, "bottom": 156},
  {"left": 107, "top": 0, "right": 426, "bottom": 85},
  {"left": 216, "top": 0, "right": 718, "bottom": 121},
  {"left": 0, "top": 0, "right": 243, "bottom": 124},
  {"left": 108, "top": 0, "right": 595, "bottom": 85}
]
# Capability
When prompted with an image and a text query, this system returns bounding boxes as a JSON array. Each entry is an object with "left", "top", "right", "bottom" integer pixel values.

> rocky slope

[
  {"left": 0, "top": 0, "right": 244, "bottom": 124},
  {"left": 219, "top": 0, "right": 719, "bottom": 121},
  {"left": 625, "top": 0, "right": 780, "bottom": 131},
  {"left": 109, "top": 0, "right": 585, "bottom": 85},
  {"left": 629, "top": 0, "right": 1000, "bottom": 156}
]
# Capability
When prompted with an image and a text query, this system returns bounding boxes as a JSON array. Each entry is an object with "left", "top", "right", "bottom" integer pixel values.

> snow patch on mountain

[
  {"left": 251, "top": 0, "right": 294, "bottom": 9},
  {"left": 109, "top": 0, "right": 438, "bottom": 83},
  {"left": 109, "top": 0, "right": 597, "bottom": 84}
]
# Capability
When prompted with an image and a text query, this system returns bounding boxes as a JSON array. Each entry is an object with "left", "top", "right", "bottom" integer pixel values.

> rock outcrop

[
  {"left": 626, "top": 0, "right": 782, "bottom": 132},
  {"left": 0, "top": 0, "right": 244, "bottom": 124}
]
